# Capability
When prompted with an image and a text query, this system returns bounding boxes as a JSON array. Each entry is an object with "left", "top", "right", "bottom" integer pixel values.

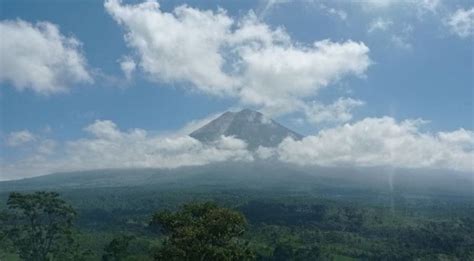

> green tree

[
  {"left": 102, "top": 234, "right": 135, "bottom": 261},
  {"left": 4, "top": 191, "right": 78, "bottom": 261},
  {"left": 150, "top": 202, "right": 255, "bottom": 261},
  {"left": 0, "top": 210, "right": 15, "bottom": 259}
]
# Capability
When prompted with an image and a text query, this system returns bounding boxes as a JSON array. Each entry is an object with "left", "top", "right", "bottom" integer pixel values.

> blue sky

[{"left": 0, "top": 0, "right": 473, "bottom": 179}]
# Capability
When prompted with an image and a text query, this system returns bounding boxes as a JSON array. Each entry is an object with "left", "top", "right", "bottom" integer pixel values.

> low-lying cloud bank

[
  {"left": 0, "top": 120, "right": 253, "bottom": 180},
  {"left": 275, "top": 117, "right": 473, "bottom": 172},
  {"left": 1, "top": 117, "right": 472, "bottom": 180}
]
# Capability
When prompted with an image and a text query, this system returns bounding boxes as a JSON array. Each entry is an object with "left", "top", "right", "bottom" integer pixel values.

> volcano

[{"left": 190, "top": 109, "right": 303, "bottom": 149}]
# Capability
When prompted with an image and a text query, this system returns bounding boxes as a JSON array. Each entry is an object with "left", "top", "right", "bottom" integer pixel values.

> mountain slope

[
  {"left": 1, "top": 162, "right": 472, "bottom": 200},
  {"left": 190, "top": 109, "right": 303, "bottom": 149}
]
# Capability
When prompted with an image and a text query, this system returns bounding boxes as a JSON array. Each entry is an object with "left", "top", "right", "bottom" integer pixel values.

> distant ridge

[{"left": 189, "top": 109, "right": 303, "bottom": 149}]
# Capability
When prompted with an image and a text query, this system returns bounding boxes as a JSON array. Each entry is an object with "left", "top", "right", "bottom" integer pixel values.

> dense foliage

[
  {"left": 0, "top": 184, "right": 473, "bottom": 260},
  {"left": 0, "top": 192, "right": 87, "bottom": 261},
  {"left": 151, "top": 202, "right": 253, "bottom": 260}
]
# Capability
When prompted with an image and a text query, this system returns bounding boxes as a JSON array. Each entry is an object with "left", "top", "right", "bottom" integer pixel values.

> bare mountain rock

[{"left": 190, "top": 109, "right": 303, "bottom": 149}]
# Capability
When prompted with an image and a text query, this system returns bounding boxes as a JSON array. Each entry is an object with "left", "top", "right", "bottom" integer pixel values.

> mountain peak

[
  {"left": 239, "top": 108, "right": 258, "bottom": 114},
  {"left": 189, "top": 109, "right": 303, "bottom": 149}
]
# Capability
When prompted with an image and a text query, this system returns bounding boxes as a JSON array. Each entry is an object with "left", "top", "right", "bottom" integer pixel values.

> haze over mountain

[
  {"left": 1, "top": 161, "right": 472, "bottom": 200},
  {"left": 1, "top": 109, "right": 472, "bottom": 200},
  {"left": 190, "top": 109, "right": 303, "bottom": 149},
  {"left": 2, "top": 108, "right": 471, "bottom": 196}
]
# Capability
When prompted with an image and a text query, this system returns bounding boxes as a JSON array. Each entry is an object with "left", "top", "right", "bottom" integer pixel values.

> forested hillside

[{"left": 1, "top": 167, "right": 473, "bottom": 260}]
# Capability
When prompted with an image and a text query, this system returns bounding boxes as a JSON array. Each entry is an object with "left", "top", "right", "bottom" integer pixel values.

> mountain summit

[{"left": 190, "top": 109, "right": 303, "bottom": 149}]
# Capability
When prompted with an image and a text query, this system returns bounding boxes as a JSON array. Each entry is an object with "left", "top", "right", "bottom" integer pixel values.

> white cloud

[
  {"left": 417, "top": 0, "right": 441, "bottom": 14},
  {"left": 84, "top": 120, "right": 123, "bottom": 140},
  {"left": 277, "top": 117, "right": 473, "bottom": 172},
  {"left": 105, "top": 0, "right": 236, "bottom": 95},
  {"left": 255, "top": 146, "right": 276, "bottom": 159},
  {"left": 327, "top": 8, "right": 347, "bottom": 20},
  {"left": 6, "top": 130, "right": 36, "bottom": 147},
  {"left": 445, "top": 7, "right": 474, "bottom": 38},
  {"left": 105, "top": 0, "right": 371, "bottom": 116},
  {"left": 119, "top": 56, "right": 136, "bottom": 80},
  {"left": 354, "top": 0, "right": 444, "bottom": 49},
  {"left": 36, "top": 139, "right": 57, "bottom": 155},
  {"left": 390, "top": 24, "right": 414, "bottom": 50},
  {"left": 66, "top": 124, "right": 252, "bottom": 171},
  {"left": 390, "top": 35, "right": 412, "bottom": 50},
  {"left": 261, "top": 1, "right": 348, "bottom": 21},
  {"left": 258, "top": 0, "right": 290, "bottom": 18},
  {"left": 2, "top": 117, "right": 473, "bottom": 180},
  {"left": 355, "top": 0, "right": 442, "bottom": 27},
  {"left": 1, "top": 120, "right": 253, "bottom": 179},
  {"left": 173, "top": 112, "right": 224, "bottom": 137},
  {"left": 359, "top": 0, "right": 395, "bottom": 9},
  {"left": 214, "top": 135, "right": 248, "bottom": 150},
  {"left": 438, "top": 128, "right": 474, "bottom": 149},
  {"left": 357, "top": 0, "right": 440, "bottom": 13},
  {"left": 238, "top": 39, "right": 370, "bottom": 115},
  {"left": 0, "top": 19, "right": 92, "bottom": 94},
  {"left": 368, "top": 18, "right": 393, "bottom": 33},
  {"left": 318, "top": 3, "right": 348, "bottom": 21},
  {"left": 304, "top": 97, "right": 365, "bottom": 124}
]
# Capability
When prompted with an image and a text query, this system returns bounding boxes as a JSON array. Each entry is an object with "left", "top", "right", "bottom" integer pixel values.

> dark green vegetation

[
  {"left": 0, "top": 192, "right": 89, "bottom": 261},
  {"left": 151, "top": 202, "right": 253, "bottom": 260},
  {"left": 1, "top": 162, "right": 473, "bottom": 260}
]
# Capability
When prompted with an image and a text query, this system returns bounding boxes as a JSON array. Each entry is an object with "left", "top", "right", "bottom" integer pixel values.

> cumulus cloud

[
  {"left": 255, "top": 146, "right": 276, "bottom": 160},
  {"left": 104, "top": 0, "right": 371, "bottom": 115},
  {"left": 105, "top": 0, "right": 236, "bottom": 95},
  {"left": 277, "top": 117, "right": 473, "bottom": 172},
  {"left": 67, "top": 121, "right": 252, "bottom": 171},
  {"left": 0, "top": 19, "right": 92, "bottom": 94},
  {"left": 84, "top": 120, "right": 123, "bottom": 140},
  {"left": 2, "top": 117, "right": 473, "bottom": 179},
  {"left": 445, "top": 8, "right": 474, "bottom": 38},
  {"left": 304, "top": 98, "right": 365, "bottom": 124},
  {"left": 438, "top": 128, "right": 474, "bottom": 149},
  {"left": 6, "top": 130, "right": 36, "bottom": 147},
  {"left": 1, "top": 120, "right": 253, "bottom": 179},
  {"left": 238, "top": 39, "right": 370, "bottom": 115}
]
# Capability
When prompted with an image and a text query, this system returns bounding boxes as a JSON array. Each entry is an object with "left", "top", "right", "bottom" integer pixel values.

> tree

[
  {"left": 102, "top": 234, "right": 135, "bottom": 261},
  {"left": 0, "top": 210, "right": 15, "bottom": 259},
  {"left": 4, "top": 191, "right": 78, "bottom": 261},
  {"left": 150, "top": 202, "right": 255, "bottom": 261}
]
